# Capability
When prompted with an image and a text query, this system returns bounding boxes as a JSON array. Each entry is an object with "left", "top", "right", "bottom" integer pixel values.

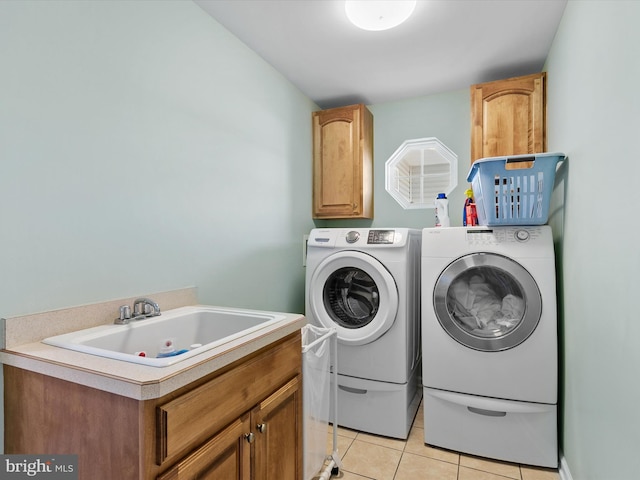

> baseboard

[{"left": 559, "top": 452, "right": 574, "bottom": 480}]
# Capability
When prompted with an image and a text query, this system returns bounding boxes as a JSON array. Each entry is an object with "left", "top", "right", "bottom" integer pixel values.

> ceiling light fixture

[{"left": 345, "top": 0, "right": 417, "bottom": 31}]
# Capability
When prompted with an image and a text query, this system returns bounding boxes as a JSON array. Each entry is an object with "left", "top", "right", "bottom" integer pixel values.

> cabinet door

[
  {"left": 471, "top": 72, "right": 546, "bottom": 163},
  {"left": 312, "top": 104, "right": 373, "bottom": 219},
  {"left": 252, "top": 377, "right": 302, "bottom": 480},
  {"left": 157, "top": 414, "right": 251, "bottom": 480}
]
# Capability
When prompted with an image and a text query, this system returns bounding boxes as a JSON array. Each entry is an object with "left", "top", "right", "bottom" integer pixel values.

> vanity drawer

[{"left": 156, "top": 332, "right": 301, "bottom": 465}]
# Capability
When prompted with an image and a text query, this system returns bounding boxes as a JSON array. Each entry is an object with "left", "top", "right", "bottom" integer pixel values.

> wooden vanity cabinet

[
  {"left": 4, "top": 331, "right": 302, "bottom": 480},
  {"left": 470, "top": 72, "right": 547, "bottom": 163},
  {"left": 312, "top": 103, "right": 373, "bottom": 219},
  {"left": 157, "top": 376, "right": 301, "bottom": 480},
  {"left": 157, "top": 413, "right": 252, "bottom": 480}
]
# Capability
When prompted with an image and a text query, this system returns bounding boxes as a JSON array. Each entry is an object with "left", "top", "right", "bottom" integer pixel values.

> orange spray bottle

[{"left": 463, "top": 189, "right": 478, "bottom": 226}]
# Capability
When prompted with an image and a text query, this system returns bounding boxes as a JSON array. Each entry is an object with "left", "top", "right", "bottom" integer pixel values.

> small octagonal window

[{"left": 385, "top": 137, "right": 458, "bottom": 209}]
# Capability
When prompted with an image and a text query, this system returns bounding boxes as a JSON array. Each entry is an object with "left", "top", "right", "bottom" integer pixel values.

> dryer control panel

[
  {"left": 465, "top": 227, "right": 545, "bottom": 246},
  {"left": 422, "top": 226, "right": 553, "bottom": 259}
]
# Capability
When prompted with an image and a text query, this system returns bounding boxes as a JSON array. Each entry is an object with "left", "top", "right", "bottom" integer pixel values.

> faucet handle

[
  {"left": 120, "top": 305, "right": 131, "bottom": 320},
  {"left": 114, "top": 305, "right": 131, "bottom": 324}
]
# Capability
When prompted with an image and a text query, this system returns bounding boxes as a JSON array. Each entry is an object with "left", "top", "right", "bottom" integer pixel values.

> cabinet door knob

[
  {"left": 257, "top": 423, "right": 267, "bottom": 433},
  {"left": 244, "top": 432, "right": 255, "bottom": 444}
]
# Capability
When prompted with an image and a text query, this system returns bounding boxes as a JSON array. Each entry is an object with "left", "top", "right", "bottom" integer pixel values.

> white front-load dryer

[
  {"left": 421, "top": 226, "right": 558, "bottom": 467},
  {"left": 305, "top": 228, "right": 422, "bottom": 438}
]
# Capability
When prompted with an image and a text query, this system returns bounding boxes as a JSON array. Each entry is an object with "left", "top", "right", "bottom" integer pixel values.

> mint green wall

[
  {"left": 7, "top": 1, "right": 639, "bottom": 475},
  {"left": 545, "top": 1, "right": 640, "bottom": 478},
  {"left": 0, "top": 0, "right": 317, "bottom": 318},
  {"left": 371, "top": 92, "right": 471, "bottom": 228},
  {"left": 316, "top": 90, "right": 471, "bottom": 230},
  {"left": 0, "top": 0, "right": 471, "bottom": 318}
]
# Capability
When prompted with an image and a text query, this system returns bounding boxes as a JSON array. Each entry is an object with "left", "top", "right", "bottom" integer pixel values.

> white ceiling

[{"left": 195, "top": 0, "right": 567, "bottom": 109}]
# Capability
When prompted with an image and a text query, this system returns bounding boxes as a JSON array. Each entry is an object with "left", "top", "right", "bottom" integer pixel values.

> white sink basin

[{"left": 42, "top": 305, "right": 287, "bottom": 367}]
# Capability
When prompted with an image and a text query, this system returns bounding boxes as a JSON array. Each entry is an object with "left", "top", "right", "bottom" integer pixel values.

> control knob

[{"left": 346, "top": 231, "right": 360, "bottom": 243}]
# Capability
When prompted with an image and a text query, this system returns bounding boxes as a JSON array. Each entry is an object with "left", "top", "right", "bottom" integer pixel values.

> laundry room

[{"left": 1, "top": 1, "right": 639, "bottom": 480}]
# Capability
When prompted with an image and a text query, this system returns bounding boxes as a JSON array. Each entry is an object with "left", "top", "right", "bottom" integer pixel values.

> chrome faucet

[
  {"left": 114, "top": 298, "right": 161, "bottom": 324},
  {"left": 133, "top": 297, "right": 161, "bottom": 317}
]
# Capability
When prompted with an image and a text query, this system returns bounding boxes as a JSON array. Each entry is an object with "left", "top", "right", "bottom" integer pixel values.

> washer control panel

[
  {"left": 308, "top": 228, "right": 409, "bottom": 248},
  {"left": 367, "top": 230, "right": 396, "bottom": 244}
]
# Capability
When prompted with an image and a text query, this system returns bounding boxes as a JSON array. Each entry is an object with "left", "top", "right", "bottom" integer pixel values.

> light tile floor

[{"left": 316, "top": 401, "right": 560, "bottom": 480}]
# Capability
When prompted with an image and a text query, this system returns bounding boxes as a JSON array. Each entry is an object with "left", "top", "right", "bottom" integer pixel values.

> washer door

[
  {"left": 433, "top": 253, "right": 542, "bottom": 352},
  {"left": 308, "top": 251, "right": 399, "bottom": 346}
]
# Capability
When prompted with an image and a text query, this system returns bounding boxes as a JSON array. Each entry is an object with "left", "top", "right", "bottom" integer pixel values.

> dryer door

[
  {"left": 433, "top": 253, "right": 542, "bottom": 352},
  {"left": 308, "top": 251, "right": 399, "bottom": 346}
]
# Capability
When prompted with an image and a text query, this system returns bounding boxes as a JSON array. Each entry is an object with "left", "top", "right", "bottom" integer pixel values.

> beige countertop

[{"left": 0, "top": 288, "right": 307, "bottom": 400}]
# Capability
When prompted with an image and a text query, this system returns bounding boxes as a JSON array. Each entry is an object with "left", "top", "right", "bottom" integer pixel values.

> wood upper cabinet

[
  {"left": 470, "top": 72, "right": 546, "bottom": 163},
  {"left": 312, "top": 103, "right": 373, "bottom": 219}
]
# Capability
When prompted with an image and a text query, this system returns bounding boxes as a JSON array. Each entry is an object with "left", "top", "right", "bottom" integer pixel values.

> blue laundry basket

[{"left": 467, "top": 152, "right": 565, "bottom": 226}]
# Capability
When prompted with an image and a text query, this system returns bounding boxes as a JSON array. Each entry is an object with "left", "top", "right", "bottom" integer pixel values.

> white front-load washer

[
  {"left": 306, "top": 228, "right": 422, "bottom": 439},
  {"left": 421, "top": 226, "right": 558, "bottom": 468}
]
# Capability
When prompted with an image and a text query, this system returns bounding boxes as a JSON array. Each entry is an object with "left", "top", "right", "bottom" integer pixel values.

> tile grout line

[
  {"left": 391, "top": 437, "right": 408, "bottom": 480},
  {"left": 331, "top": 413, "right": 557, "bottom": 480}
]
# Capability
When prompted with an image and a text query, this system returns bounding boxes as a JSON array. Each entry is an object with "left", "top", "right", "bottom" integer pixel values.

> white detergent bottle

[{"left": 435, "top": 193, "right": 450, "bottom": 227}]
